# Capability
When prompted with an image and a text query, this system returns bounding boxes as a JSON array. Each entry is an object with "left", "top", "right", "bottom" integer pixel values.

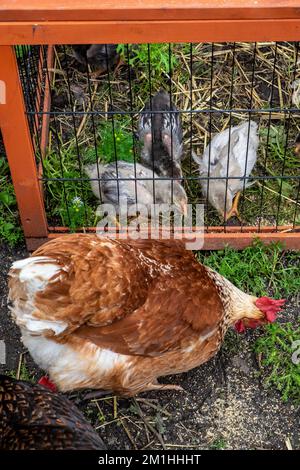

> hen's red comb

[
  {"left": 255, "top": 297, "right": 285, "bottom": 323},
  {"left": 38, "top": 376, "right": 57, "bottom": 393}
]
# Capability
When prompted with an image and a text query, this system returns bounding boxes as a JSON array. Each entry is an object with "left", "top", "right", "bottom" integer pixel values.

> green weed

[
  {"left": 14, "top": 46, "right": 29, "bottom": 59},
  {"left": 260, "top": 126, "right": 298, "bottom": 172},
  {"left": 83, "top": 118, "right": 137, "bottom": 164},
  {"left": 6, "top": 363, "right": 35, "bottom": 383},
  {"left": 198, "top": 240, "right": 300, "bottom": 298},
  {"left": 209, "top": 438, "right": 227, "bottom": 450},
  {"left": 0, "top": 154, "right": 23, "bottom": 246},
  {"left": 199, "top": 240, "right": 300, "bottom": 403},
  {"left": 117, "top": 43, "right": 178, "bottom": 75},
  {"left": 44, "top": 117, "right": 138, "bottom": 229},
  {"left": 43, "top": 146, "right": 96, "bottom": 230},
  {"left": 255, "top": 322, "right": 300, "bottom": 402}
]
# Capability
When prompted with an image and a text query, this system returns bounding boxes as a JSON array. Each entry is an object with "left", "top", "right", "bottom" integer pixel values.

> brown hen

[{"left": 8, "top": 235, "right": 284, "bottom": 396}]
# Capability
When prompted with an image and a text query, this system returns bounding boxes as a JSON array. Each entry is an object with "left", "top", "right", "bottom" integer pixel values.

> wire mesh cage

[{"left": 13, "top": 41, "right": 300, "bottom": 248}]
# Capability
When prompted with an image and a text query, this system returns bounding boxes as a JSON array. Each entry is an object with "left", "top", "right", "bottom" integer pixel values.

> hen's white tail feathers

[
  {"left": 11, "top": 256, "right": 61, "bottom": 295},
  {"left": 9, "top": 256, "right": 68, "bottom": 336}
]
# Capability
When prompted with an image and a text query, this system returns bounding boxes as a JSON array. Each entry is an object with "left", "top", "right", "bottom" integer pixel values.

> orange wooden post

[{"left": 0, "top": 45, "right": 48, "bottom": 246}]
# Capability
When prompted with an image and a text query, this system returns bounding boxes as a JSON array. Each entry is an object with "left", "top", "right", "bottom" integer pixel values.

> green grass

[
  {"left": 255, "top": 322, "right": 300, "bottom": 402},
  {"left": 44, "top": 118, "right": 138, "bottom": 229},
  {"left": 14, "top": 46, "right": 29, "bottom": 59},
  {"left": 6, "top": 363, "right": 35, "bottom": 383},
  {"left": 199, "top": 240, "right": 300, "bottom": 403},
  {"left": 0, "top": 154, "right": 23, "bottom": 246},
  {"left": 198, "top": 239, "right": 300, "bottom": 298},
  {"left": 83, "top": 118, "right": 137, "bottom": 164},
  {"left": 259, "top": 125, "right": 299, "bottom": 209},
  {"left": 117, "top": 43, "right": 183, "bottom": 93},
  {"left": 117, "top": 43, "right": 178, "bottom": 76},
  {"left": 43, "top": 146, "right": 96, "bottom": 230},
  {"left": 260, "top": 125, "right": 299, "bottom": 173},
  {"left": 209, "top": 438, "right": 227, "bottom": 450}
]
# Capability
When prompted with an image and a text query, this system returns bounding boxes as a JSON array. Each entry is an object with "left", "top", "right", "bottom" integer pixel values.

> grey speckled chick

[
  {"left": 85, "top": 161, "right": 188, "bottom": 216},
  {"left": 139, "top": 90, "right": 183, "bottom": 180}
]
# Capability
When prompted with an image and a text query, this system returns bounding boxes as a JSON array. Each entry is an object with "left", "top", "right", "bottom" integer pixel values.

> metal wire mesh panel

[
  {"left": 17, "top": 42, "right": 300, "bottom": 236},
  {"left": 16, "top": 46, "right": 46, "bottom": 141}
]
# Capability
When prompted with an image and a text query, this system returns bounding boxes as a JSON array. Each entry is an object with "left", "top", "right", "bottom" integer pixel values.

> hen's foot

[
  {"left": 91, "top": 57, "right": 123, "bottom": 79},
  {"left": 90, "top": 67, "right": 106, "bottom": 78},
  {"left": 113, "top": 57, "right": 124, "bottom": 75},
  {"left": 82, "top": 389, "right": 114, "bottom": 400},
  {"left": 225, "top": 191, "right": 242, "bottom": 222},
  {"left": 146, "top": 383, "right": 185, "bottom": 392}
]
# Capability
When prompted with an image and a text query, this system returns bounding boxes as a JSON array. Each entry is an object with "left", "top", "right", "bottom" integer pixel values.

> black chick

[
  {"left": 72, "top": 44, "right": 120, "bottom": 75},
  {"left": 0, "top": 375, "right": 106, "bottom": 450},
  {"left": 139, "top": 90, "right": 183, "bottom": 180}
]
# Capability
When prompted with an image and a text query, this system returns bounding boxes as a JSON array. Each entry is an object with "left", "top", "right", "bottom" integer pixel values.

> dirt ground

[{"left": 0, "top": 242, "right": 299, "bottom": 450}]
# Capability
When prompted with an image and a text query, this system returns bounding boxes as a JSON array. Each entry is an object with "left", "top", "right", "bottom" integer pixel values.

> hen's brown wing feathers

[
  {"left": 33, "top": 235, "right": 152, "bottom": 328},
  {"left": 75, "top": 266, "right": 223, "bottom": 357}
]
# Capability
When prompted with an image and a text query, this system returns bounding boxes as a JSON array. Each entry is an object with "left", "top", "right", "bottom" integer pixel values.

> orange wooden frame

[
  {"left": 0, "top": 46, "right": 48, "bottom": 240},
  {"left": 26, "top": 228, "right": 300, "bottom": 252},
  {"left": 1, "top": 1, "right": 300, "bottom": 44},
  {"left": 1, "top": 20, "right": 300, "bottom": 45},
  {"left": 0, "top": 1, "right": 300, "bottom": 249},
  {"left": 1, "top": 0, "right": 299, "bottom": 22}
]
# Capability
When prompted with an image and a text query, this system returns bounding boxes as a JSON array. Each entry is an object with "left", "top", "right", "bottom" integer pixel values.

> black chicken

[
  {"left": 0, "top": 375, "right": 106, "bottom": 450},
  {"left": 72, "top": 44, "right": 120, "bottom": 75}
]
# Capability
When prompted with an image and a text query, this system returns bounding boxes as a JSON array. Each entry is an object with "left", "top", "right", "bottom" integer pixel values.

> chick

[
  {"left": 294, "top": 132, "right": 300, "bottom": 155},
  {"left": 72, "top": 44, "right": 120, "bottom": 75},
  {"left": 139, "top": 90, "right": 183, "bottom": 180},
  {"left": 193, "top": 121, "right": 259, "bottom": 221},
  {"left": 85, "top": 161, "right": 188, "bottom": 216}
]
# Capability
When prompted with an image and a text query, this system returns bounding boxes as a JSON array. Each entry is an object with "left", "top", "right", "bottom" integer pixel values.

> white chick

[{"left": 193, "top": 121, "right": 259, "bottom": 221}]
